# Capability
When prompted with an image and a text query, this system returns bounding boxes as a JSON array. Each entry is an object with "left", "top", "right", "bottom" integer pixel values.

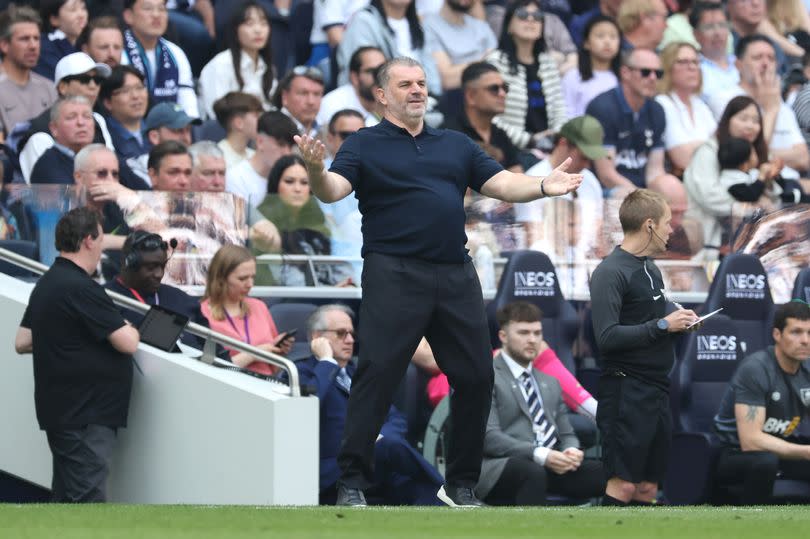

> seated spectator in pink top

[
  {"left": 427, "top": 305, "right": 597, "bottom": 419},
  {"left": 201, "top": 244, "right": 293, "bottom": 376}
]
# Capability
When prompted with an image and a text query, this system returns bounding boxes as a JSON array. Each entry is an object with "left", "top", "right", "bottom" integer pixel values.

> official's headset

[{"left": 123, "top": 231, "right": 178, "bottom": 271}]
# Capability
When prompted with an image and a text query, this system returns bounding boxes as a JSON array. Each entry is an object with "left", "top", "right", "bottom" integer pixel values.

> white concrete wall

[{"left": 0, "top": 273, "right": 319, "bottom": 505}]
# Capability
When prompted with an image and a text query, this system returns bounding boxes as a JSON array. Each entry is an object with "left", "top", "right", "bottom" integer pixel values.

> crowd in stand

[
  {"left": 4, "top": 0, "right": 810, "bottom": 506},
  {"left": 0, "top": 0, "right": 808, "bottom": 265}
]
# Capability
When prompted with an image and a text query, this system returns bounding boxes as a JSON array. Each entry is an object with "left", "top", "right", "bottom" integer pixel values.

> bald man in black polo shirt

[{"left": 296, "top": 57, "right": 582, "bottom": 507}]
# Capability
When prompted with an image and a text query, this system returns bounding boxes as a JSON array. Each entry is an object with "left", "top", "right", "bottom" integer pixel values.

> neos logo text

[
  {"left": 725, "top": 274, "right": 766, "bottom": 299},
  {"left": 696, "top": 335, "right": 737, "bottom": 361},
  {"left": 514, "top": 271, "right": 555, "bottom": 297}
]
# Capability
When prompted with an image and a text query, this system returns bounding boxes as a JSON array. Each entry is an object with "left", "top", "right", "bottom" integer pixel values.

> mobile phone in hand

[{"left": 278, "top": 328, "right": 298, "bottom": 343}]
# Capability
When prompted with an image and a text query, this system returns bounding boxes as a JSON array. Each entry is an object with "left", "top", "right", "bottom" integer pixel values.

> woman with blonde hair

[
  {"left": 201, "top": 244, "right": 293, "bottom": 375},
  {"left": 762, "top": 0, "right": 810, "bottom": 57},
  {"left": 655, "top": 41, "right": 716, "bottom": 175}
]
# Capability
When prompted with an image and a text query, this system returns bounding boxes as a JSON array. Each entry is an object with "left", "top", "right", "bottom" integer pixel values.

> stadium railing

[{"left": 0, "top": 247, "right": 305, "bottom": 397}]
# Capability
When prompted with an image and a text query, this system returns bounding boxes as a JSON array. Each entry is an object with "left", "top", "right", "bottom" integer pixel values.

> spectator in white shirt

[
  {"left": 121, "top": 0, "right": 198, "bottom": 118},
  {"left": 691, "top": 2, "right": 739, "bottom": 103},
  {"left": 213, "top": 91, "right": 263, "bottom": 170},
  {"left": 309, "top": 0, "right": 369, "bottom": 67},
  {"left": 655, "top": 42, "right": 717, "bottom": 175},
  {"left": 198, "top": 1, "right": 276, "bottom": 120},
  {"left": 226, "top": 110, "right": 297, "bottom": 207},
  {"left": 316, "top": 46, "right": 385, "bottom": 129},
  {"left": 708, "top": 34, "right": 809, "bottom": 176}
]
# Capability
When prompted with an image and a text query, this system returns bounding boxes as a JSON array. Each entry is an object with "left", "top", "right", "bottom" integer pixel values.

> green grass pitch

[{"left": 2, "top": 505, "right": 810, "bottom": 539}]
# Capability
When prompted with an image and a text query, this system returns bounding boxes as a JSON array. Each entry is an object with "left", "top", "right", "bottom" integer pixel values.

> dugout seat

[
  {"left": 665, "top": 314, "right": 742, "bottom": 504},
  {"left": 702, "top": 253, "right": 775, "bottom": 356},
  {"left": 268, "top": 301, "right": 318, "bottom": 361},
  {"left": 486, "top": 250, "right": 579, "bottom": 374},
  {"left": 791, "top": 267, "right": 810, "bottom": 303}
]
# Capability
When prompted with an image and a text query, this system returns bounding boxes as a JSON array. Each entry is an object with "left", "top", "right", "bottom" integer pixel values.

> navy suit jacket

[{"left": 296, "top": 356, "right": 442, "bottom": 491}]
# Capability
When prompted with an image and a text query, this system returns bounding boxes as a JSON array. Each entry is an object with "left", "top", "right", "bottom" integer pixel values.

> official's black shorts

[{"left": 596, "top": 372, "right": 671, "bottom": 484}]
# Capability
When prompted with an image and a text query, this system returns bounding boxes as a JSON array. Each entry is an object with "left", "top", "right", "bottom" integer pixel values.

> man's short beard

[{"left": 359, "top": 84, "right": 375, "bottom": 101}]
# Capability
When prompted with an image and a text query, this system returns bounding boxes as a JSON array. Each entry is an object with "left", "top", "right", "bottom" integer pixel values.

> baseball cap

[
  {"left": 54, "top": 52, "right": 112, "bottom": 85},
  {"left": 558, "top": 115, "right": 607, "bottom": 160},
  {"left": 142, "top": 102, "right": 202, "bottom": 133}
]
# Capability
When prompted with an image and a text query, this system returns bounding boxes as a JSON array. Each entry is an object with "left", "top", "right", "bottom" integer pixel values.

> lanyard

[
  {"left": 116, "top": 277, "right": 159, "bottom": 305},
  {"left": 224, "top": 310, "right": 251, "bottom": 345}
]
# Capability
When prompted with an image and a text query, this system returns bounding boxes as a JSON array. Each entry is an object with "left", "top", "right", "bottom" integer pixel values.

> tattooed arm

[{"left": 734, "top": 403, "right": 810, "bottom": 460}]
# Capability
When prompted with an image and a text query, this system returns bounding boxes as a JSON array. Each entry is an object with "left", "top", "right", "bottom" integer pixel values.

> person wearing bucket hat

[{"left": 19, "top": 51, "right": 114, "bottom": 183}]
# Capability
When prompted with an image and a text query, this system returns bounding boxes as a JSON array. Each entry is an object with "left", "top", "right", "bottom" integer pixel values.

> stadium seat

[
  {"left": 391, "top": 362, "right": 434, "bottom": 448},
  {"left": 0, "top": 239, "right": 38, "bottom": 278},
  {"left": 701, "top": 253, "right": 775, "bottom": 356},
  {"left": 791, "top": 267, "right": 810, "bottom": 303},
  {"left": 486, "top": 250, "right": 579, "bottom": 374},
  {"left": 665, "top": 314, "right": 742, "bottom": 505},
  {"left": 268, "top": 301, "right": 318, "bottom": 361}
]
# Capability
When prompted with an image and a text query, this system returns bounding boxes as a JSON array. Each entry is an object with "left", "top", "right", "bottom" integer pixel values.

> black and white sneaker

[
  {"left": 437, "top": 485, "right": 487, "bottom": 507},
  {"left": 336, "top": 483, "right": 367, "bottom": 507}
]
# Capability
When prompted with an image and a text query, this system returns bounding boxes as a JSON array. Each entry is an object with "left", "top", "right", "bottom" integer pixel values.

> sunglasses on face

[
  {"left": 89, "top": 168, "right": 119, "bottom": 179},
  {"left": 65, "top": 73, "right": 104, "bottom": 85},
  {"left": 335, "top": 130, "right": 357, "bottom": 139},
  {"left": 514, "top": 7, "right": 543, "bottom": 22},
  {"left": 482, "top": 83, "right": 510, "bottom": 95},
  {"left": 323, "top": 329, "right": 356, "bottom": 339},
  {"left": 630, "top": 67, "right": 664, "bottom": 79}
]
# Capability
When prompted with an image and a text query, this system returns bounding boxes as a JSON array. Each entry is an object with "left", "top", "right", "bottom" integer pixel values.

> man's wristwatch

[{"left": 656, "top": 318, "right": 669, "bottom": 331}]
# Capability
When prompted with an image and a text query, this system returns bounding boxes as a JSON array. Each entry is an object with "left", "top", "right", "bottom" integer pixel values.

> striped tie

[
  {"left": 520, "top": 371, "right": 558, "bottom": 448},
  {"left": 336, "top": 367, "right": 352, "bottom": 394}
]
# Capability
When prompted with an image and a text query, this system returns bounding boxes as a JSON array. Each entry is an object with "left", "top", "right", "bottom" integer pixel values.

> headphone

[{"left": 123, "top": 231, "right": 178, "bottom": 271}]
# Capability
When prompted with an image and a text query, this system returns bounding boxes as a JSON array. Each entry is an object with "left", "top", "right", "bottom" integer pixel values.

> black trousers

[
  {"left": 338, "top": 253, "right": 494, "bottom": 489},
  {"left": 715, "top": 448, "right": 810, "bottom": 504},
  {"left": 46, "top": 425, "right": 117, "bottom": 503},
  {"left": 484, "top": 456, "right": 606, "bottom": 506}
]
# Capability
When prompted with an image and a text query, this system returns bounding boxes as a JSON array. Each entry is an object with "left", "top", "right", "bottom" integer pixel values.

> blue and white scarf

[{"left": 123, "top": 29, "right": 181, "bottom": 105}]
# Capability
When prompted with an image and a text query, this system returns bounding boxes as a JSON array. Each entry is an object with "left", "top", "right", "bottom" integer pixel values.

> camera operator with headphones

[
  {"left": 106, "top": 230, "right": 210, "bottom": 351},
  {"left": 589, "top": 189, "right": 700, "bottom": 507}
]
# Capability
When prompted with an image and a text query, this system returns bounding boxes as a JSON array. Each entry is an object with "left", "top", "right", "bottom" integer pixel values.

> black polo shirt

[
  {"left": 442, "top": 111, "right": 521, "bottom": 170},
  {"left": 21, "top": 257, "right": 132, "bottom": 430},
  {"left": 330, "top": 118, "right": 503, "bottom": 263}
]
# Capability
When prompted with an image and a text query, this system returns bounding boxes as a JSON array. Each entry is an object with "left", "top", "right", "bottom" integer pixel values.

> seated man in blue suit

[
  {"left": 298, "top": 304, "right": 444, "bottom": 506},
  {"left": 476, "top": 301, "right": 605, "bottom": 505}
]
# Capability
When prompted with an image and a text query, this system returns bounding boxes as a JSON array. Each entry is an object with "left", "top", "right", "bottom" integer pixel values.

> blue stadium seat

[
  {"left": 268, "top": 301, "right": 318, "bottom": 361},
  {"left": 486, "top": 250, "right": 579, "bottom": 374},
  {"left": 791, "top": 267, "right": 810, "bottom": 303},
  {"left": 702, "top": 253, "right": 775, "bottom": 356},
  {"left": 391, "top": 362, "right": 434, "bottom": 447},
  {"left": 665, "top": 314, "right": 742, "bottom": 505},
  {"left": 0, "top": 239, "right": 38, "bottom": 278}
]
